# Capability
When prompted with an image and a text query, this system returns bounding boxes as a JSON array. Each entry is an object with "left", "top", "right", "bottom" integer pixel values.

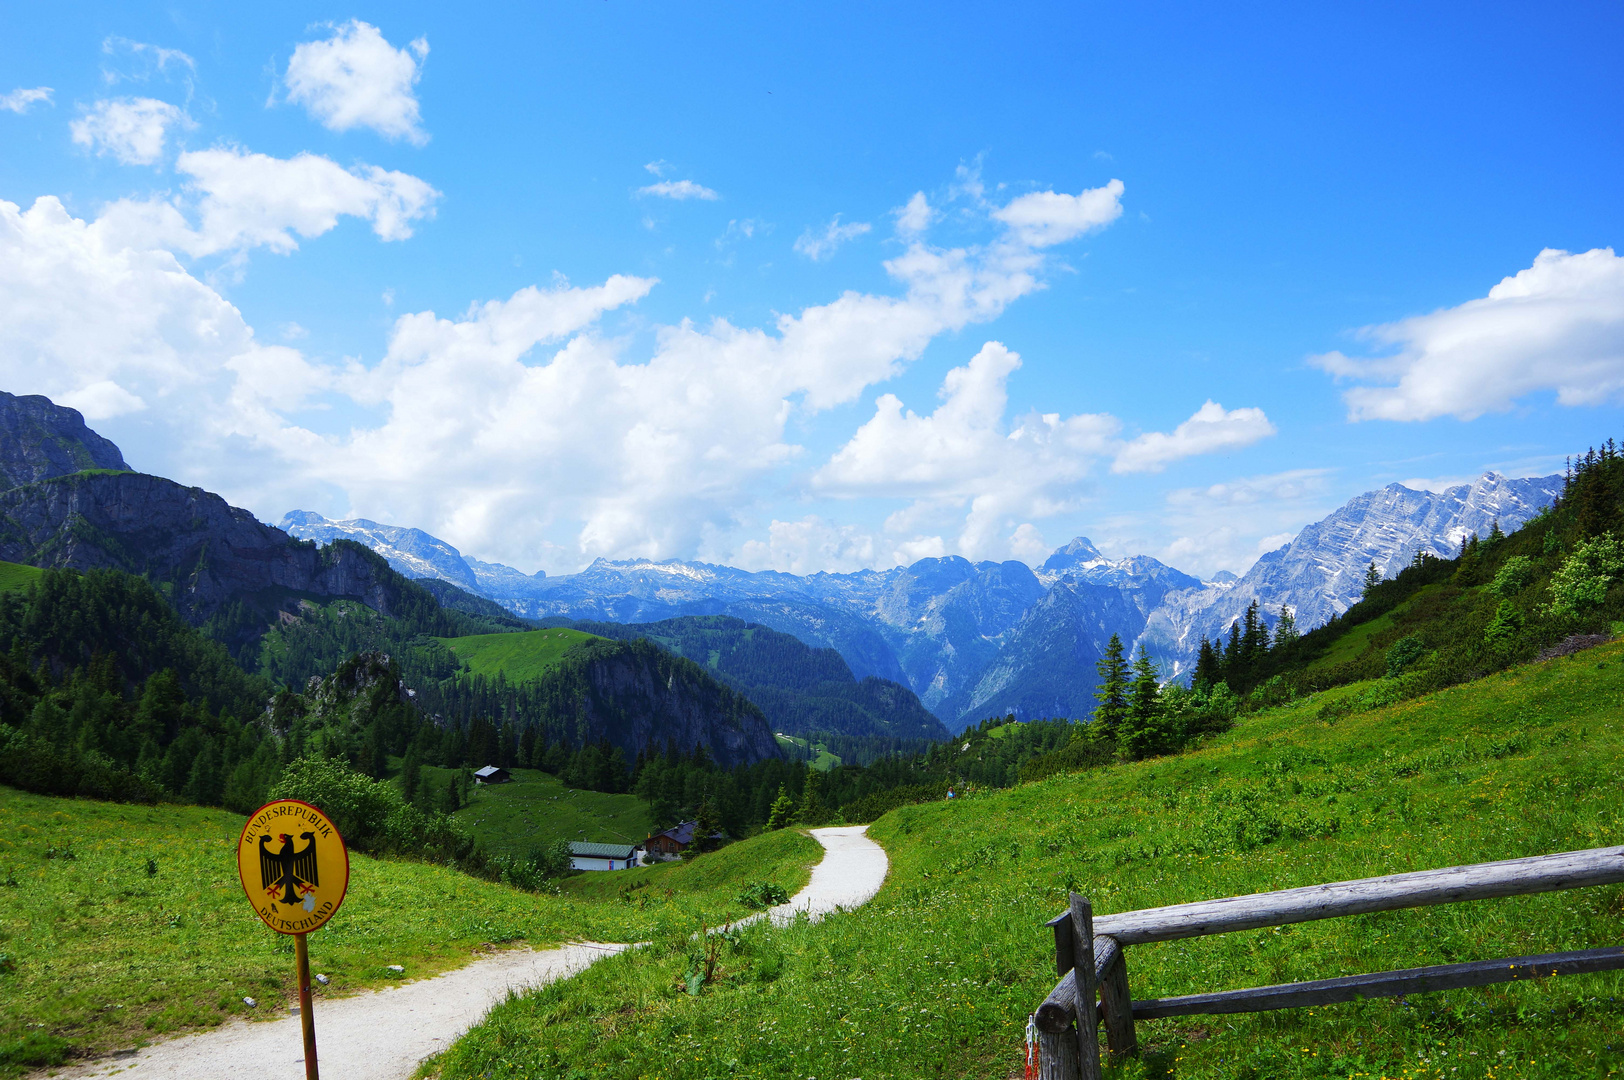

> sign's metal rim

[{"left": 236, "top": 798, "right": 351, "bottom": 935}]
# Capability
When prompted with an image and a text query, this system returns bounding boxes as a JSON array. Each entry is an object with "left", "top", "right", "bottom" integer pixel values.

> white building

[{"left": 568, "top": 841, "right": 643, "bottom": 871}]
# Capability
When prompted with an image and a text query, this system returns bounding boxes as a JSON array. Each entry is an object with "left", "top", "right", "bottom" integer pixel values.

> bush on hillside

[
  {"left": 1490, "top": 555, "right": 1536, "bottom": 597},
  {"left": 736, "top": 881, "right": 790, "bottom": 909},
  {"left": 267, "top": 756, "right": 487, "bottom": 871},
  {"left": 1385, "top": 635, "right": 1428, "bottom": 678},
  {"left": 1548, "top": 533, "right": 1624, "bottom": 614}
]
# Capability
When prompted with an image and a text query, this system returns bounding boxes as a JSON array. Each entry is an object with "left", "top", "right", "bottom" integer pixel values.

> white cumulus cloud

[
  {"left": 794, "top": 215, "right": 871, "bottom": 261},
  {"left": 815, "top": 342, "right": 1120, "bottom": 558},
  {"left": 1112, "top": 401, "right": 1277, "bottom": 474},
  {"left": 1313, "top": 247, "right": 1624, "bottom": 421},
  {"left": 70, "top": 98, "right": 190, "bottom": 165},
  {"left": 992, "top": 179, "right": 1125, "bottom": 248},
  {"left": 0, "top": 174, "right": 1135, "bottom": 572},
  {"left": 284, "top": 20, "right": 429, "bottom": 144},
  {"left": 1, "top": 87, "right": 53, "bottom": 114},
  {"left": 894, "top": 192, "right": 933, "bottom": 236},
  {"left": 638, "top": 179, "right": 720, "bottom": 201},
  {"left": 98, "top": 147, "right": 439, "bottom": 258}
]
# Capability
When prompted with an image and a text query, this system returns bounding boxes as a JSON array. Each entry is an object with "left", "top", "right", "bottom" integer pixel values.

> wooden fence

[{"left": 1031, "top": 845, "right": 1624, "bottom": 1079}]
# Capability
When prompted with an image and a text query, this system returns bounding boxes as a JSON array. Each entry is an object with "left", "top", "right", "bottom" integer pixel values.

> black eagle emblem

[{"left": 259, "top": 831, "right": 319, "bottom": 906}]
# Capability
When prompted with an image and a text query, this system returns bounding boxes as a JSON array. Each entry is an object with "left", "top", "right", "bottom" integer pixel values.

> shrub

[
  {"left": 1483, "top": 600, "right": 1524, "bottom": 643},
  {"left": 735, "top": 881, "right": 790, "bottom": 910},
  {"left": 268, "top": 756, "right": 400, "bottom": 852},
  {"left": 1385, "top": 635, "right": 1427, "bottom": 678},
  {"left": 1549, "top": 533, "right": 1624, "bottom": 615},
  {"left": 1490, "top": 555, "right": 1536, "bottom": 597}
]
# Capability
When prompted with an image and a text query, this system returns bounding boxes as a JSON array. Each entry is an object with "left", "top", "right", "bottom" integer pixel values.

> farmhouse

[
  {"left": 643, "top": 819, "right": 727, "bottom": 860},
  {"left": 644, "top": 820, "right": 698, "bottom": 860},
  {"left": 568, "top": 841, "right": 642, "bottom": 872},
  {"left": 472, "top": 765, "right": 510, "bottom": 784}
]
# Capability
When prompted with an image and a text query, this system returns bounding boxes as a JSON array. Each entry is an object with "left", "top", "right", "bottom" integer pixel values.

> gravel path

[{"left": 45, "top": 825, "right": 887, "bottom": 1080}]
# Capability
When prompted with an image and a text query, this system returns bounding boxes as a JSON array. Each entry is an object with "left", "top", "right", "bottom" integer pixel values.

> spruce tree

[
  {"left": 1192, "top": 636, "right": 1222, "bottom": 691},
  {"left": 765, "top": 784, "right": 797, "bottom": 830},
  {"left": 1119, "top": 647, "right": 1164, "bottom": 761},
  {"left": 1272, "top": 605, "right": 1299, "bottom": 648},
  {"left": 401, "top": 744, "right": 422, "bottom": 805},
  {"left": 1092, "top": 633, "right": 1129, "bottom": 734},
  {"left": 1362, "top": 561, "right": 1382, "bottom": 597}
]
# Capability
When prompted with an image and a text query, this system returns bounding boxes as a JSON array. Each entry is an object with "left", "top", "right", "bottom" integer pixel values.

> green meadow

[
  {"left": 0, "top": 788, "right": 821, "bottom": 1075},
  {"left": 773, "top": 732, "right": 841, "bottom": 771},
  {"left": 560, "top": 826, "right": 821, "bottom": 904},
  {"left": 437, "top": 628, "right": 603, "bottom": 681},
  {"left": 432, "top": 644, "right": 1624, "bottom": 1080},
  {"left": 0, "top": 561, "right": 43, "bottom": 594},
  {"left": 428, "top": 765, "right": 658, "bottom": 857}
]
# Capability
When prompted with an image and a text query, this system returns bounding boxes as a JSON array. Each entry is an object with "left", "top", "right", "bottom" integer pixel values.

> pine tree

[
  {"left": 1118, "top": 647, "right": 1164, "bottom": 761},
  {"left": 1192, "top": 636, "right": 1222, "bottom": 691},
  {"left": 690, "top": 796, "right": 723, "bottom": 855},
  {"left": 1272, "top": 605, "right": 1299, "bottom": 648},
  {"left": 1092, "top": 634, "right": 1129, "bottom": 734},
  {"left": 401, "top": 744, "right": 422, "bottom": 806},
  {"left": 765, "top": 784, "right": 796, "bottom": 830},
  {"left": 1362, "top": 561, "right": 1382, "bottom": 597}
]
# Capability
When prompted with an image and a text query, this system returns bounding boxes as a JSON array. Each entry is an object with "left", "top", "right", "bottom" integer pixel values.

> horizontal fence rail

[
  {"left": 1130, "top": 946, "right": 1624, "bottom": 1019},
  {"left": 1032, "top": 845, "right": 1624, "bottom": 1080},
  {"left": 1047, "top": 845, "right": 1624, "bottom": 947}
]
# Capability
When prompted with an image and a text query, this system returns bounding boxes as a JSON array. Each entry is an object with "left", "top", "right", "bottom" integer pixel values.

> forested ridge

[{"left": 559, "top": 614, "right": 950, "bottom": 742}]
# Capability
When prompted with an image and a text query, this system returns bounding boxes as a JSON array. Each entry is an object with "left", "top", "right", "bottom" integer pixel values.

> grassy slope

[
  {"left": 426, "top": 765, "right": 657, "bottom": 856},
  {"left": 0, "top": 791, "right": 823, "bottom": 1073},
  {"left": 0, "top": 561, "right": 42, "bottom": 593},
  {"left": 774, "top": 733, "right": 841, "bottom": 771},
  {"left": 561, "top": 827, "right": 822, "bottom": 904},
  {"left": 437, "top": 628, "right": 603, "bottom": 681},
  {"left": 435, "top": 644, "right": 1624, "bottom": 1080}
]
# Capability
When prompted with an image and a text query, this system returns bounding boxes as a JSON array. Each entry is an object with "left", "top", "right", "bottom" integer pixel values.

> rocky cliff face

[
  {"left": 0, "top": 472, "right": 404, "bottom": 625},
  {"left": 568, "top": 640, "right": 780, "bottom": 766},
  {"left": 1135, "top": 471, "right": 1566, "bottom": 679},
  {"left": 0, "top": 391, "right": 127, "bottom": 489}
]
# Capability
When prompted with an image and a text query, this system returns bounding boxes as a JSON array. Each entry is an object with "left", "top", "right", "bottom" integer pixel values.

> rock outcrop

[
  {"left": 0, "top": 471, "right": 405, "bottom": 625},
  {"left": 0, "top": 391, "right": 128, "bottom": 489}
]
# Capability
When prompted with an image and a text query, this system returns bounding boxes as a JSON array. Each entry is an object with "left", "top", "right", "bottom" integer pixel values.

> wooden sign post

[{"left": 236, "top": 800, "right": 351, "bottom": 1080}]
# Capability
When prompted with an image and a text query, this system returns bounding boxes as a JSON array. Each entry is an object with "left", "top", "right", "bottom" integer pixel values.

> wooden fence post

[
  {"left": 1037, "top": 1022, "right": 1081, "bottom": 1080},
  {"left": 1094, "top": 935, "right": 1138, "bottom": 1057},
  {"left": 1069, "top": 893, "right": 1103, "bottom": 1080}
]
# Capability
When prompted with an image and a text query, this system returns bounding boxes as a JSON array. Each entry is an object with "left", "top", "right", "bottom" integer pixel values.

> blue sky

[{"left": 2, "top": 2, "right": 1621, "bottom": 577}]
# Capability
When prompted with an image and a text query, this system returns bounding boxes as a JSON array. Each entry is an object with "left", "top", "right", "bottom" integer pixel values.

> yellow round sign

[{"left": 237, "top": 800, "right": 350, "bottom": 935}]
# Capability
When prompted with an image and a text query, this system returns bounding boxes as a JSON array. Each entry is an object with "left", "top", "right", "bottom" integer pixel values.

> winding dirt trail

[{"left": 45, "top": 825, "right": 888, "bottom": 1080}]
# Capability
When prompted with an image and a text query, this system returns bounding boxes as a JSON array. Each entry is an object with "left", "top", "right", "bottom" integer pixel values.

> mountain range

[{"left": 284, "top": 469, "right": 1563, "bottom": 731}]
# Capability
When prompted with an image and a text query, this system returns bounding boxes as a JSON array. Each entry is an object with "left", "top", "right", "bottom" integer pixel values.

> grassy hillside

[
  {"left": 774, "top": 732, "right": 841, "bottom": 771},
  {"left": 423, "top": 765, "right": 657, "bottom": 857},
  {"left": 438, "top": 627, "right": 604, "bottom": 681},
  {"left": 434, "top": 643, "right": 1624, "bottom": 1080},
  {"left": 0, "top": 561, "right": 42, "bottom": 593},
  {"left": 561, "top": 826, "right": 822, "bottom": 903},
  {"left": 0, "top": 789, "right": 822, "bottom": 1074}
]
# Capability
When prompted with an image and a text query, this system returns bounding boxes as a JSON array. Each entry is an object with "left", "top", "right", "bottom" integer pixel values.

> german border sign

[
  {"left": 238, "top": 799, "right": 350, "bottom": 1080},
  {"left": 237, "top": 799, "right": 350, "bottom": 934}
]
